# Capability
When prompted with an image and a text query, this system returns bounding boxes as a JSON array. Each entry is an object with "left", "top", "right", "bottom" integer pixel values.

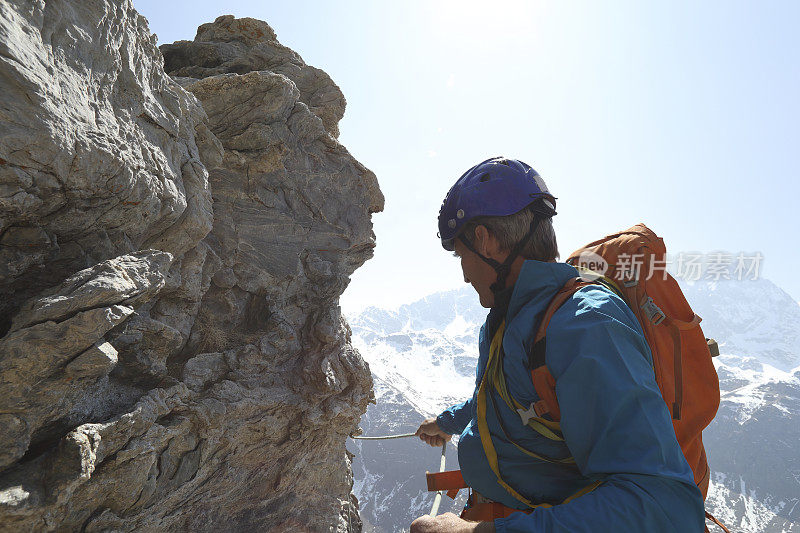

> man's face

[{"left": 453, "top": 237, "right": 498, "bottom": 308}]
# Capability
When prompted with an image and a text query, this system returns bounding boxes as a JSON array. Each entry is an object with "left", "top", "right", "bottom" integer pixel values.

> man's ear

[{"left": 474, "top": 225, "right": 499, "bottom": 258}]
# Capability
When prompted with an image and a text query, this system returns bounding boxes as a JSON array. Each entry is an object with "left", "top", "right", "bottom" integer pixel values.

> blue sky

[{"left": 134, "top": 0, "right": 800, "bottom": 313}]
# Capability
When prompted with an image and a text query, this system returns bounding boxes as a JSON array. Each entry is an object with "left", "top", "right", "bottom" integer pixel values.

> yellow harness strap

[
  {"left": 476, "top": 320, "right": 602, "bottom": 509},
  {"left": 491, "top": 353, "right": 565, "bottom": 442}
]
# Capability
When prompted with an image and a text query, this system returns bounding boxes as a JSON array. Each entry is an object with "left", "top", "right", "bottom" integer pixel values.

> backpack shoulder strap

[
  {"left": 528, "top": 277, "right": 600, "bottom": 421},
  {"left": 533, "top": 277, "right": 596, "bottom": 343}
]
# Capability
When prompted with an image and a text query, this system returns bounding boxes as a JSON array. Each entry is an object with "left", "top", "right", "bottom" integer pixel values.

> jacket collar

[{"left": 504, "top": 260, "right": 579, "bottom": 323}]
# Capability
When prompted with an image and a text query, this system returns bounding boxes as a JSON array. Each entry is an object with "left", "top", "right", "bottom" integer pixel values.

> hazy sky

[{"left": 134, "top": 0, "right": 800, "bottom": 313}]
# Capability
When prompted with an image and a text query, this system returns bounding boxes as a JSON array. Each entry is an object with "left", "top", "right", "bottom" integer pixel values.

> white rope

[{"left": 350, "top": 432, "right": 417, "bottom": 440}]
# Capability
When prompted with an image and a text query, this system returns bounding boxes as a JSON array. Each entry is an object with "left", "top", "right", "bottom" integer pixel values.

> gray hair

[{"left": 461, "top": 209, "right": 559, "bottom": 262}]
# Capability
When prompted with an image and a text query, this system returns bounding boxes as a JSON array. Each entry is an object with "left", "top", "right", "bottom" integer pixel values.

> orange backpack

[{"left": 529, "top": 224, "right": 721, "bottom": 498}]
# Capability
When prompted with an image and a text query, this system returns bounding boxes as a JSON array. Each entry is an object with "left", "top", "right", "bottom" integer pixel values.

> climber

[{"left": 410, "top": 157, "right": 706, "bottom": 532}]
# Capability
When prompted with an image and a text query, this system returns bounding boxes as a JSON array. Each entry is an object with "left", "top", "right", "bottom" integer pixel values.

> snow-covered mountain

[
  {"left": 680, "top": 278, "right": 800, "bottom": 371},
  {"left": 347, "top": 278, "right": 800, "bottom": 533},
  {"left": 350, "top": 376, "right": 467, "bottom": 533},
  {"left": 348, "top": 290, "right": 481, "bottom": 532},
  {"left": 351, "top": 289, "right": 483, "bottom": 417},
  {"left": 704, "top": 356, "right": 800, "bottom": 532}
]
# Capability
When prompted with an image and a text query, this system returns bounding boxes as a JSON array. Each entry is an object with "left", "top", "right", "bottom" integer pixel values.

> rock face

[
  {"left": 0, "top": 3, "right": 381, "bottom": 532},
  {"left": 160, "top": 15, "right": 347, "bottom": 138}
]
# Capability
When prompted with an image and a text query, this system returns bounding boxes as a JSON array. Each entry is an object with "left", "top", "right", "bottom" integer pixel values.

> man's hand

[
  {"left": 415, "top": 417, "right": 452, "bottom": 447},
  {"left": 410, "top": 513, "right": 495, "bottom": 533}
]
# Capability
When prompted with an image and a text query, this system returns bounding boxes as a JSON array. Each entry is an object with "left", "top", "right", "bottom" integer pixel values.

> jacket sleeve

[
  {"left": 494, "top": 290, "right": 706, "bottom": 533},
  {"left": 436, "top": 397, "right": 474, "bottom": 435}
]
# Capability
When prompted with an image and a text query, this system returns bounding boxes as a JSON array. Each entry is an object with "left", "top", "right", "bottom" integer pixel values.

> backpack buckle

[
  {"left": 640, "top": 295, "right": 666, "bottom": 325},
  {"left": 517, "top": 403, "right": 538, "bottom": 425}
]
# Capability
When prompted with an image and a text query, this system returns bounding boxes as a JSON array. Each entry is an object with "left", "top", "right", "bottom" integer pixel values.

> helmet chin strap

[
  {"left": 457, "top": 202, "right": 557, "bottom": 310},
  {"left": 457, "top": 214, "right": 543, "bottom": 301},
  {"left": 458, "top": 201, "right": 558, "bottom": 358}
]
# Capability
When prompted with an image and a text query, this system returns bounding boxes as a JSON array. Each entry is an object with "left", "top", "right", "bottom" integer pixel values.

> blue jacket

[{"left": 436, "top": 260, "right": 705, "bottom": 532}]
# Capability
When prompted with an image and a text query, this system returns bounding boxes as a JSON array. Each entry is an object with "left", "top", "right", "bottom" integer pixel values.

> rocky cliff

[{"left": 0, "top": 2, "right": 382, "bottom": 531}]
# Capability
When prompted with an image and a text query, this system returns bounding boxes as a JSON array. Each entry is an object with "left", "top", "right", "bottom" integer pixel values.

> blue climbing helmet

[{"left": 438, "top": 156, "right": 557, "bottom": 294}]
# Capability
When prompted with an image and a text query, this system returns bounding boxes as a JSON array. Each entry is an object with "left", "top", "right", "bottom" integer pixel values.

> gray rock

[
  {"left": 161, "top": 15, "right": 349, "bottom": 138},
  {"left": 10, "top": 251, "right": 173, "bottom": 332},
  {"left": 0, "top": 250, "right": 170, "bottom": 471},
  {"left": 65, "top": 342, "right": 119, "bottom": 379},
  {"left": 152, "top": 16, "right": 382, "bottom": 530},
  {"left": 0, "top": 0, "right": 218, "bottom": 323},
  {"left": 0, "top": 4, "right": 381, "bottom": 533}
]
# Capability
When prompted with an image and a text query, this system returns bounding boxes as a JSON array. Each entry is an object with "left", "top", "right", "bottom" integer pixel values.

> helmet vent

[
  {"left": 496, "top": 158, "right": 510, "bottom": 166},
  {"left": 479, "top": 173, "right": 491, "bottom": 182}
]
